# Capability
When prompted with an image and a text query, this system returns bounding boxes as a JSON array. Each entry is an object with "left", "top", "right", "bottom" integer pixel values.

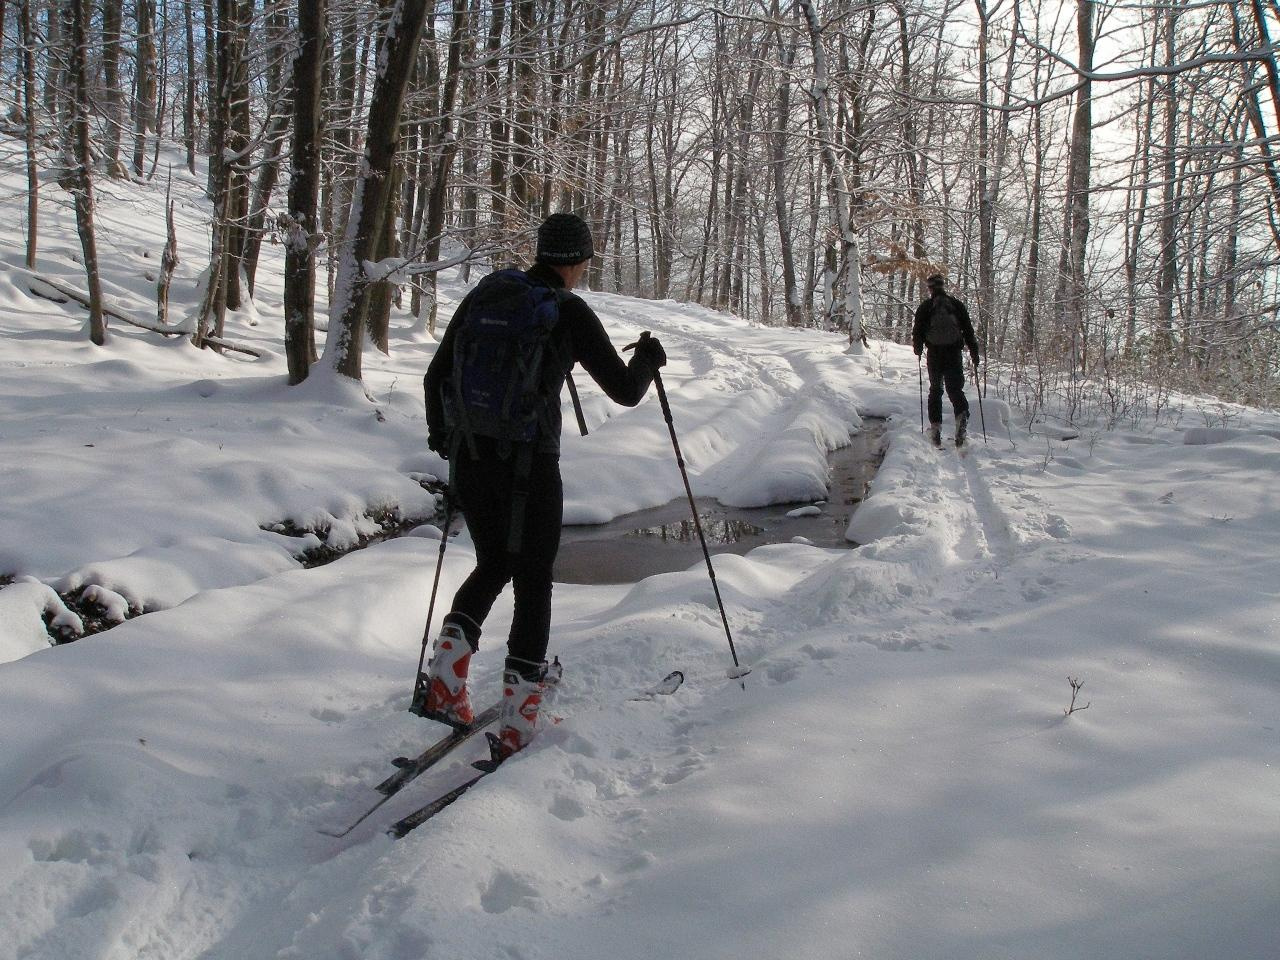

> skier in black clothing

[
  {"left": 912, "top": 274, "right": 981, "bottom": 447},
  {"left": 420, "top": 213, "right": 666, "bottom": 760}
]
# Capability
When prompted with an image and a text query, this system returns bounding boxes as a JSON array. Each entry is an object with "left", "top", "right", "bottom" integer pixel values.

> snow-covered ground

[{"left": 1, "top": 141, "right": 1277, "bottom": 960}]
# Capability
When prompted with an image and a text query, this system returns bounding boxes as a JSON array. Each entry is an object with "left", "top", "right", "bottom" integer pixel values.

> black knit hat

[
  {"left": 536, "top": 213, "right": 594, "bottom": 265},
  {"left": 926, "top": 273, "right": 946, "bottom": 288}
]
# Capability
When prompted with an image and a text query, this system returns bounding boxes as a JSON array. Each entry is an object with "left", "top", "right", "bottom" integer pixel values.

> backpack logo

[
  {"left": 444, "top": 270, "right": 564, "bottom": 449},
  {"left": 926, "top": 297, "right": 962, "bottom": 346}
]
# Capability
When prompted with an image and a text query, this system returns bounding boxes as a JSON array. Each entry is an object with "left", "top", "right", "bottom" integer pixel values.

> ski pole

[
  {"left": 628, "top": 335, "right": 748, "bottom": 687},
  {"left": 972, "top": 356, "right": 988, "bottom": 444},
  {"left": 410, "top": 488, "right": 455, "bottom": 714},
  {"left": 917, "top": 354, "right": 925, "bottom": 434},
  {"left": 565, "top": 371, "right": 589, "bottom": 437},
  {"left": 654, "top": 370, "right": 748, "bottom": 686}
]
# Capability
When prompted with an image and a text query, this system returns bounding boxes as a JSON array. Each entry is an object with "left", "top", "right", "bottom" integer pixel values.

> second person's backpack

[{"left": 925, "top": 296, "right": 963, "bottom": 347}]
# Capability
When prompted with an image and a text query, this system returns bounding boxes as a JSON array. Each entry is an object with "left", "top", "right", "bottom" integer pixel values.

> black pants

[
  {"left": 445, "top": 440, "right": 562, "bottom": 671},
  {"left": 926, "top": 344, "right": 969, "bottom": 424}
]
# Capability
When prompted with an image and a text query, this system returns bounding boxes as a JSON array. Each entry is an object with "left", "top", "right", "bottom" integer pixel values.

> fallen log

[{"left": 26, "top": 273, "right": 263, "bottom": 359}]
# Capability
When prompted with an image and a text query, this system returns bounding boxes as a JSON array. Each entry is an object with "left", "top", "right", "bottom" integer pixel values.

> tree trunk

[
  {"left": 68, "top": 0, "right": 106, "bottom": 344},
  {"left": 366, "top": 161, "right": 404, "bottom": 354},
  {"left": 134, "top": 0, "right": 158, "bottom": 178},
  {"left": 101, "top": 1, "right": 125, "bottom": 175},
  {"left": 216, "top": 0, "right": 251, "bottom": 311},
  {"left": 184, "top": 0, "right": 197, "bottom": 172},
  {"left": 1059, "top": 0, "right": 1095, "bottom": 369},
  {"left": 797, "top": 0, "right": 864, "bottom": 350},
  {"left": 509, "top": 0, "right": 536, "bottom": 215},
  {"left": 974, "top": 0, "right": 994, "bottom": 358},
  {"left": 323, "top": 0, "right": 433, "bottom": 381},
  {"left": 771, "top": 19, "right": 801, "bottom": 326},
  {"left": 1123, "top": 45, "right": 1157, "bottom": 355},
  {"left": 284, "top": 0, "right": 326, "bottom": 385},
  {"left": 420, "top": 0, "right": 469, "bottom": 334},
  {"left": 202, "top": 0, "right": 218, "bottom": 192},
  {"left": 21, "top": 0, "right": 38, "bottom": 269},
  {"left": 1156, "top": 1, "right": 1178, "bottom": 354},
  {"left": 43, "top": 2, "right": 61, "bottom": 118},
  {"left": 486, "top": 0, "right": 509, "bottom": 231},
  {"left": 241, "top": 0, "right": 291, "bottom": 295},
  {"left": 158, "top": 175, "right": 179, "bottom": 325}
]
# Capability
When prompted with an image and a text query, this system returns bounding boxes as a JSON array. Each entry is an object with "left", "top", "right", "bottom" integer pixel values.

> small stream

[
  {"left": 22, "top": 419, "right": 886, "bottom": 643},
  {"left": 554, "top": 418, "right": 887, "bottom": 584}
]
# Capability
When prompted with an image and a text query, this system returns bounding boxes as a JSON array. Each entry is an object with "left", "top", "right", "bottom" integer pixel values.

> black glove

[
  {"left": 970, "top": 349, "right": 981, "bottom": 367},
  {"left": 629, "top": 331, "right": 667, "bottom": 369},
  {"left": 914, "top": 344, "right": 923, "bottom": 357},
  {"left": 427, "top": 429, "right": 450, "bottom": 460}
]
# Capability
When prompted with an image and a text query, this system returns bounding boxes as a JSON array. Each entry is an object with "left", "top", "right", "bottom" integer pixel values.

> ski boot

[
  {"left": 928, "top": 422, "right": 942, "bottom": 448},
  {"left": 482, "top": 657, "right": 563, "bottom": 768},
  {"left": 413, "top": 620, "right": 477, "bottom": 728},
  {"left": 955, "top": 411, "right": 969, "bottom": 447}
]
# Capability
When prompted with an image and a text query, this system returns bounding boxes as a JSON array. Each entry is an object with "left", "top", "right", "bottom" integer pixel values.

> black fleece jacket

[
  {"left": 912, "top": 292, "right": 980, "bottom": 358},
  {"left": 424, "top": 263, "right": 657, "bottom": 457}
]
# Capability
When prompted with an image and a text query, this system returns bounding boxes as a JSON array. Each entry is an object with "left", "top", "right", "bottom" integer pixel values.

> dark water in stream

[{"left": 554, "top": 418, "right": 887, "bottom": 584}]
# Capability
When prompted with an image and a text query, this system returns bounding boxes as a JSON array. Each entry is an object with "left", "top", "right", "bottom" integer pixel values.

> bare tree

[
  {"left": 66, "top": 0, "right": 106, "bottom": 344},
  {"left": 134, "top": 0, "right": 159, "bottom": 178},
  {"left": 284, "top": 0, "right": 327, "bottom": 385},
  {"left": 323, "top": 0, "right": 434, "bottom": 381}
]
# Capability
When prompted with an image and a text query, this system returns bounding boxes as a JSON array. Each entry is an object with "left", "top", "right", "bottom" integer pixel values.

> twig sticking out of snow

[{"left": 1064, "top": 676, "right": 1091, "bottom": 716}]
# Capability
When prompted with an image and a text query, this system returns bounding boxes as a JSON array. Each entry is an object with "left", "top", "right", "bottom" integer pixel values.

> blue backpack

[{"left": 444, "top": 270, "right": 566, "bottom": 455}]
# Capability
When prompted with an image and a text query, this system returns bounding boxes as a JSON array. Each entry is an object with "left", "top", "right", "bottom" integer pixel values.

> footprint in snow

[
  {"left": 66, "top": 877, "right": 121, "bottom": 919},
  {"left": 480, "top": 871, "right": 543, "bottom": 914},
  {"left": 766, "top": 659, "right": 800, "bottom": 684},
  {"left": 549, "top": 795, "right": 587, "bottom": 821},
  {"left": 662, "top": 753, "right": 706, "bottom": 785},
  {"left": 29, "top": 830, "right": 112, "bottom": 864},
  {"left": 857, "top": 632, "right": 924, "bottom": 652},
  {"left": 621, "top": 851, "right": 658, "bottom": 872}
]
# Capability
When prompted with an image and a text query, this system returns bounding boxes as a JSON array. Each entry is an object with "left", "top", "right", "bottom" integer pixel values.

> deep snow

[{"left": 0, "top": 139, "right": 1277, "bottom": 960}]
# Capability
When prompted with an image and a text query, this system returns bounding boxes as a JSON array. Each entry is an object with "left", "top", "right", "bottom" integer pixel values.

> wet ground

[{"left": 554, "top": 418, "right": 887, "bottom": 584}]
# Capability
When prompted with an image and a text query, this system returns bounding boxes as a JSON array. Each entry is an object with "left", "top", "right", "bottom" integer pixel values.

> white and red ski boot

[
  {"left": 483, "top": 657, "right": 562, "bottom": 767},
  {"left": 420, "top": 622, "right": 477, "bottom": 728}
]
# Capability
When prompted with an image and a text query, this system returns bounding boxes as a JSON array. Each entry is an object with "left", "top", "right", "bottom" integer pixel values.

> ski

[
  {"left": 317, "top": 704, "right": 502, "bottom": 838},
  {"left": 388, "top": 670, "right": 686, "bottom": 839},
  {"left": 377, "top": 703, "right": 500, "bottom": 795},
  {"left": 388, "top": 770, "right": 490, "bottom": 838}
]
